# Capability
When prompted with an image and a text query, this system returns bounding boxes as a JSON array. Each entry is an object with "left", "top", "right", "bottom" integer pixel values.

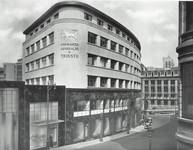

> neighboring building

[
  {"left": 163, "top": 56, "right": 175, "bottom": 69},
  {"left": 176, "top": 2, "right": 193, "bottom": 149},
  {"left": 22, "top": 1, "right": 141, "bottom": 89},
  {"left": 0, "top": 59, "right": 22, "bottom": 81},
  {"left": 141, "top": 62, "right": 179, "bottom": 114},
  {"left": 21, "top": 1, "right": 142, "bottom": 150}
]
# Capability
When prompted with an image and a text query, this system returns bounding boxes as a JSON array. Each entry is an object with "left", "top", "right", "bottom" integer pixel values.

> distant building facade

[
  {"left": 176, "top": 2, "right": 193, "bottom": 149},
  {"left": 163, "top": 56, "right": 175, "bottom": 69},
  {"left": 141, "top": 59, "right": 179, "bottom": 114},
  {"left": 0, "top": 59, "right": 22, "bottom": 81}
]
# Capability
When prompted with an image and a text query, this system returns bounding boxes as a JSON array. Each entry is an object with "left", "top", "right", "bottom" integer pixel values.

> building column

[
  {"left": 96, "top": 56, "right": 101, "bottom": 67},
  {"left": 96, "top": 76, "right": 101, "bottom": 87},
  {"left": 115, "top": 79, "right": 119, "bottom": 88},
  {"left": 122, "top": 64, "right": 126, "bottom": 72},
  {"left": 115, "top": 62, "right": 119, "bottom": 70},
  {"left": 107, "top": 40, "right": 111, "bottom": 49},
  {"left": 107, "top": 78, "right": 111, "bottom": 88},
  {"left": 96, "top": 35, "right": 100, "bottom": 46},
  {"left": 122, "top": 80, "right": 126, "bottom": 88},
  {"left": 107, "top": 59, "right": 111, "bottom": 68},
  {"left": 115, "top": 43, "right": 119, "bottom": 53}
]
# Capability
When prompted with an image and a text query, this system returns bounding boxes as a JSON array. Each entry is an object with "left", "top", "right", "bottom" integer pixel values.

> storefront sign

[{"left": 60, "top": 29, "right": 79, "bottom": 59}]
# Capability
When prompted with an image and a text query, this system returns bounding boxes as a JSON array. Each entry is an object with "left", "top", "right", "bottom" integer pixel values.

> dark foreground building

[
  {"left": 0, "top": 81, "right": 141, "bottom": 150},
  {"left": 176, "top": 1, "right": 193, "bottom": 149}
]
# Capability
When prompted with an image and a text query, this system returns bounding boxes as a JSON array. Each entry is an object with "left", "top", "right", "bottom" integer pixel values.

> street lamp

[{"left": 144, "top": 118, "right": 152, "bottom": 150}]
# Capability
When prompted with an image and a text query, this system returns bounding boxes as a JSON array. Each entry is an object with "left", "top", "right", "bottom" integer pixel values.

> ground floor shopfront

[{"left": 0, "top": 81, "right": 142, "bottom": 150}]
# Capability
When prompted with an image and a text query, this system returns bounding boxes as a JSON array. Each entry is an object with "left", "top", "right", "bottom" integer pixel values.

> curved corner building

[
  {"left": 22, "top": 1, "right": 142, "bottom": 149},
  {"left": 22, "top": 1, "right": 141, "bottom": 89},
  {"left": 176, "top": 1, "right": 193, "bottom": 149}
]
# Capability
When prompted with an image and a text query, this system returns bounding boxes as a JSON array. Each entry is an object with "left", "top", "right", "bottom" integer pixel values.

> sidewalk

[{"left": 51, "top": 125, "right": 145, "bottom": 150}]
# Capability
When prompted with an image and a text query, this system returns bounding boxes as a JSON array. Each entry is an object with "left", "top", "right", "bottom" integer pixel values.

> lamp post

[{"left": 144, "top": 118, "right": 152, "bottom": 150}]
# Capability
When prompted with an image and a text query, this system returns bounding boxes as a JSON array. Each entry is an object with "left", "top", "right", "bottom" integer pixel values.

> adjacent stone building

[{"left": 176, "top": 1, "right": 193, "bottom": 149}]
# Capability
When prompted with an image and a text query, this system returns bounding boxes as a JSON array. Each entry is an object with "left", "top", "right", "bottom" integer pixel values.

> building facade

[
  {"left": 22, "top": 1, "right": 141, "bottom": 90},
  {"left": 141, "top": 66, "right": 179, "bottom": 114},
  {"left": 21, "top": 1, "right": 143, "bottom": 150},
  {"left": 176, "top": 2, "right": 193, "bottom": 149}
]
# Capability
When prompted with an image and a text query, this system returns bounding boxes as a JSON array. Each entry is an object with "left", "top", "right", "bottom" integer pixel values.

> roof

[{"left": 23, "top": 1, "right": 141, "bottom": 50}]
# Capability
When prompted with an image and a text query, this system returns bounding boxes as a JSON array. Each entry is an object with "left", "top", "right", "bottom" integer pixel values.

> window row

[
  {"left": 28, "top": 12, "right": 58, "bottom": 37},
  {"left": 144, "top": 93, "right": 177, "bottom": 98},
  {"left": 149, "top": 100, "right": 176, "bottom": 106},
  {"left": 142, "top": 69, "right": 179, "bottom": 77},
  {"left": 26, "top": 75, "right": 54, "bottom": 85},
  {"left": 144, "top": 80, "right": 177, "bottom": 85},
  {"left": 88, "top": 32, "right": 140, "bottom": 62},
  {"left": 145, "top": 86, "right": 177, "bottom": 93},
  {"left": 26, "top": 53, "right": 54, "bottom": 72},
  {"left": 74, "top": 99, "right": 128, "bottom": 112},
  {"left": 88, "top": 53, "right": 141, "bottom": 76},
  {"left": 84, "top": 13, "right": 139, "bottom": 50},
  {"left": 88, "top": 75, "right": 141, "bottom": 89},
  {"left": 26, "top": 32, "right": 54, "bottom": 56}
]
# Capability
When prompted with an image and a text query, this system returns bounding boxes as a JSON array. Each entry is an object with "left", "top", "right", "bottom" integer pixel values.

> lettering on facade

[{"left": 60, "top": 29, "right": 79, "bottom": 59}]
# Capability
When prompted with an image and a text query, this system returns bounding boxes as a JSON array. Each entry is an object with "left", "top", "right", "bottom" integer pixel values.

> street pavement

[{"left": 76, "top": 114, "right": 177, "bottom": 150}]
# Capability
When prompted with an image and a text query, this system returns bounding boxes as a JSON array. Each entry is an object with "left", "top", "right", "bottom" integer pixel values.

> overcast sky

[{"left": 0, "top": 0, "right": 178, "bottom": 67}]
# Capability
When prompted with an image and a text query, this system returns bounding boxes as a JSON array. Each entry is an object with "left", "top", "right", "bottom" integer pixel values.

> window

[
  {"left": 164, "top": 86, "right": 168, "bottom": 92},
  {"left": 110, "top": 41, "right": 116, "bottom": 51},
  {"left": 125, "top": 65, "right": 129, "bottom": 72},
  {"left": 100, "top": 57, "right": 108, "bottom": 68},
  {"left": 111, "top": 78, "right": 116, "bottom": 88},
  {"left": 36, "top": 59, "right": 40, "bottom": 69},
  {"left": 88, "top": 54, "right": 97, "bottom": 66},
  {"left": 108, "top": 24, "right": 113, "bottom": 31},
  {"left": 119, "top": 62, "right": 123, "bottom": 71},
  {"left": 119, "top": 80, "right": 123, "bottom": 88},
  {"left": 48, "top": 75, "right": 54, "bottom": 84},
  {"left": 119, "top": 45, "right": 124, "bottom": 54},
  {"left": 88, "top": 76, "right": 96, "bottom": 87},
  {"left": 40, "top": 24, "right": 44, "bottom": 28},
  {"left": 42, "top": 56, "right": 47, "bottom": 67},
  {"left": 49, "top": 32, "right": 54, "bottom": 44},
  {"left": 88, "top": 32, "right": 97, "bottom": 44},
  {"left": 36, "top": 41, "right": 40, "bottom": 51},
  {"left": 116, "top": 29, "right": 120, "bottom": 35},
  {"left": 42, "top": 76, "right": 47, "bottom": 85},
  {"left": 54, "top": 13, "right": 59, "bottom": 19},
  {"left": 122, "top": 32, "right": 126, "bottom": 38},
  {"left": 49, "top": 54, "right": 54, "bottom": 65},
  {"left": 46, "top": 18, "right": 51, "bottom": 24},
  {"left": 111, "top": 60, "right": 116, "bottom": 69},
  {"left": 100, "top": 37, "right": 108, "bottom": 48},
  {"left": 31, "top": 44, "right": 35, "bottom": 53},
  {"left": 36, "top": 78, "right": 40, "bottom": 85},
  {"left": 84, "top": 13, "right": 92, "bottom": 21},
  {"left": 26, "top": 47, "right": 30, "bottom": 56},
  {"left": 97, "top": 19, "right": 103, "bottom": 26},
  {"left": 127, "top": 36, "right": 130, "bottom": 41},
  {"left": 151, "top": 80, "right": 155, "bottom": 85},
  {"left": 130, "top": 51, "right": 133, "bottom": 58},
  {"left": 31, "top": 62, "right": 34, "bottom": 70},
  {"left": 26, "top": 63, "right": 29, "bottom": 72},
  {"left": 42, "top": 37, "right": 47, "bottom": 48},
  {"left": 125, "top": 48, "right": 129, "bottom": 56},
  {"left": 30, "top": 32, "right": 33, "bottom": 36},
  {"left": 100, "top": 77, "right": 108, "bottom": 87},
  {"left": 35, "top": 28, "right": 38, "bottom": 33}
]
